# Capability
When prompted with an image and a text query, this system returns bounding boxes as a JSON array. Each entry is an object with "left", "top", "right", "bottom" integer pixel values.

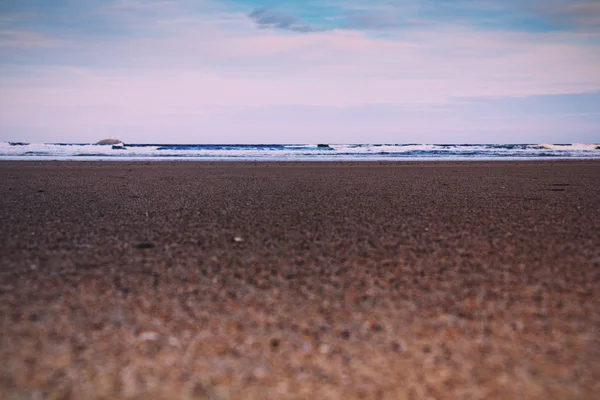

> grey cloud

[{"left": 248, "top": 7, "right": 323, "bottom": 33}]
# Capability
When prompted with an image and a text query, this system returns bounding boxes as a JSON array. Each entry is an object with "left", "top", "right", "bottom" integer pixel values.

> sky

[{"left": 0, "top": 0, "right": 599, "bottom": 144}]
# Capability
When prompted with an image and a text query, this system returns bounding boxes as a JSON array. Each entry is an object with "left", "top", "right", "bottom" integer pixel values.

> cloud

[
  {"left": 0, "top": 29, "right": 66, "bottom": 48},
  {"left": 1, "top": 0, "right": 600, "bottom": 143},
  {"left": 343, "top": 13, "right": 401, "bottom": 30},
  {"left": 247, "top": 7, "right": 323, "bottom": 33},
  {"left": 2, "top": 25, "right": 598, "bottom": 108},
  {"left": 532, "top": 1, "right": 600, "bottom": 29},
  {"left": 329, "top": 0, "right": 600, "bottom": 33}
]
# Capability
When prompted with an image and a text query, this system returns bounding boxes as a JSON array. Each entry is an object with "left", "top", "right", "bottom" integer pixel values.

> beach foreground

[{"left": 1, "top": 161, "right": 599, "bottom": 399}]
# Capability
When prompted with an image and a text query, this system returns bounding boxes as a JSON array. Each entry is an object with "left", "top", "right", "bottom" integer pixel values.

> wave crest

[{"left": 539, "top": 143, "right": 599, "bottom": 150}]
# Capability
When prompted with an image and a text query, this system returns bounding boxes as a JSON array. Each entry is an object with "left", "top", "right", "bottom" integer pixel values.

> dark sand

[{"left": 0, "top": 161, "right": 599, "bottom": 399}]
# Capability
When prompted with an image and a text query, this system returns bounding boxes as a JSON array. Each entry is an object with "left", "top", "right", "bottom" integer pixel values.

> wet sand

[{"left": 0, "top": 161, "right": 599, "bottom": 399}]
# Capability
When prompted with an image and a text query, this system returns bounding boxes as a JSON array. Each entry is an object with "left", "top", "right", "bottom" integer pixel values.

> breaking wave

[{"left": 1, "top": 142, "right": 598, "bottom": 161}]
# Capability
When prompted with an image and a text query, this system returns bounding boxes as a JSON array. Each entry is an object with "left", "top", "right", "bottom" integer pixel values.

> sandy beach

[{"left": 0, "top": 161, "right": 599, "bottom": 399}]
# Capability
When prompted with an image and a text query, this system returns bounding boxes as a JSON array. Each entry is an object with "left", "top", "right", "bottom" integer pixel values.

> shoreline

[
  {"left": 1, "top": 161, "right": 599, "bottom": 399},
  {"left": 2, "top": 156, "right": 600, "bottom": 162}
]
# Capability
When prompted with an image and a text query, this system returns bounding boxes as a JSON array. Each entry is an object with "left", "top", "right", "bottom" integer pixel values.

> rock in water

[{"left": 96, "top": 138, "right": 123, "bottom": 145}]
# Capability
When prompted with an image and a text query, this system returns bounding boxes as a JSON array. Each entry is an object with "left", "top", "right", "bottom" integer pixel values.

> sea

[{"left": 1, "top": 142, "right": 599, "bottom": 161}]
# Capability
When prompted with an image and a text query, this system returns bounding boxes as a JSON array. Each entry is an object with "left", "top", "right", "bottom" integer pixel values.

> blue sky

[{"left": 0, "top": 0, "right": 599, "bottom": 143}]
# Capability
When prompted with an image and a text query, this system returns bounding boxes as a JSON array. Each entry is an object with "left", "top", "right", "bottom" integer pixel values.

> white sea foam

[
  {"left": 1, "top": 142, "right": 599, "bottom": 161},
  {"left": 539, "top": 143, "right": 598, "bottom": 151}
]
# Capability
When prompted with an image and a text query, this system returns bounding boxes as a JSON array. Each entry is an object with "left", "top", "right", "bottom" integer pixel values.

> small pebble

[
  {"left": 138, "top": 331, "right": 160, "bottom": 341},
  {"left": 253, "top": 367, "right": 268, "bottom": 379},
  {"left": 391, "top": 341, "right": 405, "bottom": 353},
  {"left": 318, "top": 344, "right": 331, "bottom": 354}
]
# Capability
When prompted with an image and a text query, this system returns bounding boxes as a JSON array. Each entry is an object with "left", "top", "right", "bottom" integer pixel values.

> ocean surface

[{"left": 1, "top": 142, "right": 599, "bottom": 161}]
